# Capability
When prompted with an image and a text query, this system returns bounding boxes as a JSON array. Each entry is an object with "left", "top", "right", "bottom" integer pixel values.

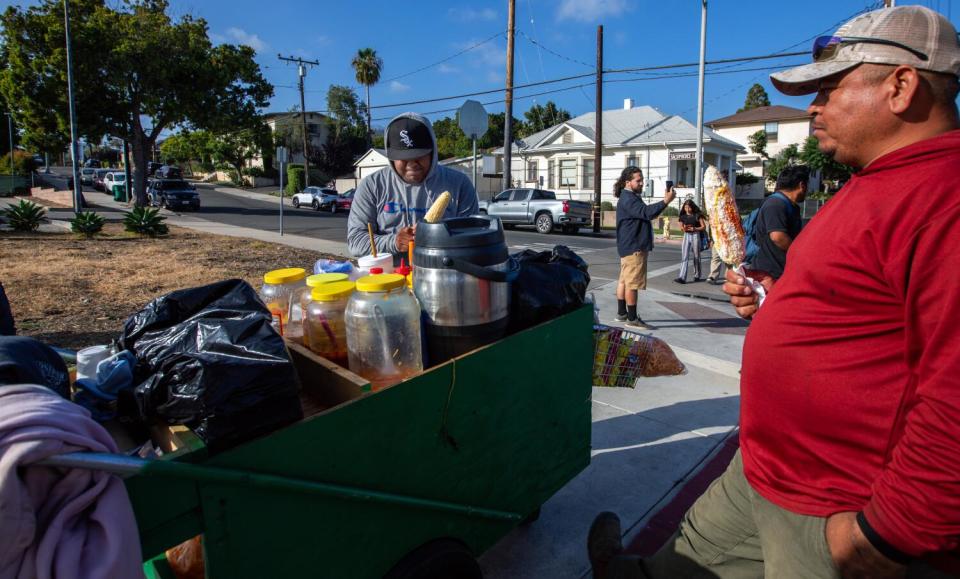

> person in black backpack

[{"left": 749, "top": 165, "right": 808, "bottom": 279}]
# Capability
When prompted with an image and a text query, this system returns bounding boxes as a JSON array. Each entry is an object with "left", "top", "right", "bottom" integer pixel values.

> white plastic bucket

[{"left": 356, "top": 254, "right": 394, "bottom": 278}]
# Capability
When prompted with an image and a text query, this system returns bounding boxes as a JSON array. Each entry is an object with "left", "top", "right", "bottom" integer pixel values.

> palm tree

[{"left": 351, "top": 48, "right": 383, "bottom": 146}]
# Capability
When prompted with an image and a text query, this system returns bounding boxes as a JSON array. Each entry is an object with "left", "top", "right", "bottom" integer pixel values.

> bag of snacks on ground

[{"left": 593, "top": 325, "right": 685, "bottom": 387}]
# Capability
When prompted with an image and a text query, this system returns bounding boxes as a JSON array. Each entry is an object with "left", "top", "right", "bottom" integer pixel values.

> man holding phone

[{"left": 613, "top": 167, "right": 676, "bottom": 329}]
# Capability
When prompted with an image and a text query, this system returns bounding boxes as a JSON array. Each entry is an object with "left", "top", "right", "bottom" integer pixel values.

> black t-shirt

[
  {"left": 679, "top": 213, "right": 701, "bottom": 230},
  {"left": 751, "top": 193, "right": 802, "bottom": 279}
]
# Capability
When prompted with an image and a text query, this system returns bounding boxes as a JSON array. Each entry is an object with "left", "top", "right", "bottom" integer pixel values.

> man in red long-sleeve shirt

[{"left": 589, "top": 6, "right": 960, "bottom": 578}]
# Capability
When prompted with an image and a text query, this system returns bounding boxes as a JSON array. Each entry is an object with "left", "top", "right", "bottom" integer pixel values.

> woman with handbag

[{"left": 674, "top": 199, "right": 707, "bottom": 284}]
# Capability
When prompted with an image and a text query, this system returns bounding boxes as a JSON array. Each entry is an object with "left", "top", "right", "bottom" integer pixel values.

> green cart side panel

[{"left": 130, "top": 305, "right": 593, "bottom": 578}]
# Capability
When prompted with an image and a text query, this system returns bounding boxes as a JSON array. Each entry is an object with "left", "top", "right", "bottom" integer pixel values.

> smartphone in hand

[{"left": 666, "top": 180, "right": 674, "bottom": 191}]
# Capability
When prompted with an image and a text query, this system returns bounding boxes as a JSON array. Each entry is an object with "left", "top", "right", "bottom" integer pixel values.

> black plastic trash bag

[
  {"left": 509, "top": 245, "right": 590, "bottom": 332},
  {"left": 118, "top": 279, "right": 302, "bottom": 450}
]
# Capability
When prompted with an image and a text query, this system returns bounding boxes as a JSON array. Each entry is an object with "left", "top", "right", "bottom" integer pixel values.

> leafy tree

[
  {"left": 800, "top": 135, "right": 852, "bottom": 189},
  {"left": 209, "top": 123, "right": 271, "bottom": 186},
  {"left": 738, "top": 83, "right": 770, "bottom": 112},
  {"left": 432, "top": 117, "right": 471, "bottom": 160},
  {"left": 351, "top": 48, "right": 383, "bottom": 145},
  {"left": 272, "top": 108, "right": 306, "bottom": 157},
  {"left": 316, "top": 85, "right": 367, "bottom": 178},
  {"left": 518, "top": 101, "right": 571, "bottom": 137},
  {"left": 481, "top": 112, "right": 522, "bottom": 150},
  {"left": 747, "top": 130, "right": 768, "bottom": 159},
  {"left": 0, "top": 0, "right": 272, "bottom": 206},
  {"left": 764, "top": 143, "right": 800, "bottom": 184}
]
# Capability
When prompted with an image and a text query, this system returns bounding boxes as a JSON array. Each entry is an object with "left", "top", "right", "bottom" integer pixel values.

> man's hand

[
  {"left": 664, "top": 187, "right": 677, "bottom": 205},
  {"left": 826, "top": 512, "right": 906, "bottom": 579},
  {"left": 722, "top": 268, "right": 775, "bottom": 319},
  {"left": 394, "top": 225, "right": 416, "bottom": 252}
]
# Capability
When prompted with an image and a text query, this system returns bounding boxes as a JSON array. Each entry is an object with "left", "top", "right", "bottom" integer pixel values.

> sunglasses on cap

[{"left": 812, "top": 35, "right": 929, "bottom": 63}]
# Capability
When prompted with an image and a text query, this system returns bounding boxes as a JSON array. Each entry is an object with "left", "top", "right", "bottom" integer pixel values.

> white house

[
  {"left": 706, "top": 105, "right": 813, "bottom": 198},
  {"left": 349, "top": 150, "right": 501, "bottom": 198},
  {"left": 492, "top": 100, "right": 745, "bottom": 208},
  {"left": 249, "top": 111, "right": 330, "bottom": 170}
]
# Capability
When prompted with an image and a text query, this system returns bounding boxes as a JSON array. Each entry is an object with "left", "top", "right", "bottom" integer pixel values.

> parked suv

[
  {"left": 93, "top": 168, "right": 113, "bottom": 191},
  {"left": 291, "top": 186, "right": 338, "bottom": 212},
  {"left": 102, "top": 171, "right": 126, "bottom": 194},
  {"left": 149, "top": 179, "right": 200, "bottom": 211},
  {"left": 80, "top": 167, "right": 96, "bottom": 185}
]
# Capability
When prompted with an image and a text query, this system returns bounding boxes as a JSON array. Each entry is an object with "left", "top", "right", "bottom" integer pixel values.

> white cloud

[
  {"left": 486, "top": 70, "right": 503, "bottom": 84},
  {"left": 556, "top": 0, "right": 630, "bottom": 22},
  {"left": 315, "top": 35, "right": 332, "bottom": 47},
  {"left": 437, "top": 63, "right": 459, "bottom": 74},
  {"left": 390, "top": 80, "right": 411, "bottom": 92},
  {"left": 224, "top": 27, "right": 267, "bottom": 52},
  {"left": 448, "top": 7, "right": 498, "bottom": 21},
  {"left": 458, "top": 38, "right": 506, "bottom": 68}
]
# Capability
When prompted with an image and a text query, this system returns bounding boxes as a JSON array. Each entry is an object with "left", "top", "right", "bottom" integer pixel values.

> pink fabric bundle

[{"left": 0, "top": 384, "right": 143, "bottom": 579}]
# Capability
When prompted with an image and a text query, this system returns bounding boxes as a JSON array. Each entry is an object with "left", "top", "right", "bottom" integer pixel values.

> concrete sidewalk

[{"left": 7, "top": 189, "right": 745, "bottom": 578}]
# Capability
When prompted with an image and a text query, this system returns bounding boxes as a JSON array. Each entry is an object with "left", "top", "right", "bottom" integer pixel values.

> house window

[
  {"left": 548, "top": 160, "right": 555, "bottom": 189},
  {"left": 560, "top": 158, "right": 576, "bottom": 187},
  {"left": 582, "top": 159, "right": 595, "bottom": 189},
  {"left": 765, "top": 121, "right": 779, "bottom": 142},
  {"left": 526, "top": 159, "right": 538, "bottom": 183},
  {"left": 562, "top": 131, "right": 573, "bottom": 144}
]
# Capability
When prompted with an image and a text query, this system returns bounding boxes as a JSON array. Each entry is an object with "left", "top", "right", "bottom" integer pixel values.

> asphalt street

[{"left": 43, "top": 169, "right": 733, "bottom": 302}]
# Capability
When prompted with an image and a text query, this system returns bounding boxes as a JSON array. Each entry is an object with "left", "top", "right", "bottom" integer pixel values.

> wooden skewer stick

[{"left": 367, "top": 223, "right": 377, "bottom": 258}]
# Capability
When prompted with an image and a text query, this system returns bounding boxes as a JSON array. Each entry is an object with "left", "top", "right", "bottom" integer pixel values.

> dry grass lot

[{"left": 0, "top": 223, "right": 339, "bottom": 349}]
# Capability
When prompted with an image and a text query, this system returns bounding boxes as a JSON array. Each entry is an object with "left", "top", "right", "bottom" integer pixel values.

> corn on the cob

[
  {"left": 704, "top": 166, "right": 745, "bottom": 267},
  {"left": 424, "top": 191, "right": 452, "bottom": 223}
]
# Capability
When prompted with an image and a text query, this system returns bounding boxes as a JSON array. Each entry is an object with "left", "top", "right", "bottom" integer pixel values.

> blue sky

[{"left": 2, "top": 0, "right": 957, "bottom": 129}]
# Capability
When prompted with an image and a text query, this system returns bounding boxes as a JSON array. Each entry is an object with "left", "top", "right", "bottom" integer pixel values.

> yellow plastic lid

[
  {"left": 263, "top": 267, "right": 307, "bottom": 285},
  {"left": 311, "top": 281, "right": 356, "bottom": 301},
  {"left": 355, "top": 273, "right": 405, "bottom": 292},
  {"left": 306, "top": 273, "right": 349, "bottom": 287}
]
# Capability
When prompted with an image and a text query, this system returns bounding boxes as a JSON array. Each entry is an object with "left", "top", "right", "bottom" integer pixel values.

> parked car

[
  {"left": 334, "top": 189, "right": 355, "bottom": 213},
  {"left": 102, "top": 171, "right": 126, "bottom": 193},
  {"left": 92, "top": 169, "right": 114, "bottom": 191},
  {"left": 83, "top": 158, "right": 99, "bottom": 168},
  {"left": 149, "top": 178, "right": 200, "bottom": 211},
  {"left": 80, "top": 167, "right": 96, "bottom": 185},
  {"left": 478, "top": 188, "right": 592, "bottom": 234},
  {"left": 155, "top": 165, "right": 181, "bottom": 179},
  {"left": 146, "top": 162, "right": 162, "bottom": 176},
  {"left": 291, "top": 186, "right": 338, "bottom": 211}
]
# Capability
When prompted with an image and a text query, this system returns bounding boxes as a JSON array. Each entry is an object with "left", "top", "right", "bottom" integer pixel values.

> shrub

[
  {"left": 122, "top": 206, "right": 168, "bottom": 237},
  {"left": 286, "top": 164, "right": 305, "bottom": 193},
  {"left": 242, "top": 166, "right": 265, "bottom": 178},
  {"left": 600, "top": 201, "right": 614, "bottom": 211},
  {"left": 0, "top": 151, "right": 36, "bottom": 175},
  {"left": 1, "top": 199, "right": 45, "bottom": 231},
  {"left": 735, "top": 172, "right": 759, "bottom": 186},
  {"left": 70, "top": 211, "right": 105, "bottom": 238}
]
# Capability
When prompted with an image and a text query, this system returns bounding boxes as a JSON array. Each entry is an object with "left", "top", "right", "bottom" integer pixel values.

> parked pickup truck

[{"left": 478, "top": 188, "right": 592, "bottom": 234}]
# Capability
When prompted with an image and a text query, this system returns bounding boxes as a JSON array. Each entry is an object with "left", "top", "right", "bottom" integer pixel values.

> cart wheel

[
  {"left": 521, "top": 507, "right": 541, "bottom": 526},
  {"left": 384, "top": 539, "right": 482, "bottom": 579}
]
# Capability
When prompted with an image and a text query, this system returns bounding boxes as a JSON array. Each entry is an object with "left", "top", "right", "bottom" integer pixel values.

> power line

[
  {"left": 382, "top": 31, "right": 506, "bottom": 83},
  {"left": 367, "top": 50, "right": 808, "bottom": 111},
  {"left": 518, "top": 30, "right": 594, "bottom": 69}
]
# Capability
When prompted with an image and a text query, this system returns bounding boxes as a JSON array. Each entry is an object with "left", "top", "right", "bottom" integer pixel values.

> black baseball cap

[{"left": 386, "top": 116, "right": 434, "bottom": 160}]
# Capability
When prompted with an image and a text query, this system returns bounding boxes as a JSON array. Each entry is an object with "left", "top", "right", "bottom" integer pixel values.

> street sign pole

[
  {"left": 472, "top": 137, "right": 477, "bottom": 191},
  {"left": 277, "top": 146, "right": 288, "bottom": 236},
  {"left": 458, "top": 100, "right": 488, "bottom": 197}
]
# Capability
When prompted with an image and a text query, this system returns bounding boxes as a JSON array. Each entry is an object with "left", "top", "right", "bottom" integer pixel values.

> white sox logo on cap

[{"left": 399, "top": 130, "right": 415, "bottom": 148}]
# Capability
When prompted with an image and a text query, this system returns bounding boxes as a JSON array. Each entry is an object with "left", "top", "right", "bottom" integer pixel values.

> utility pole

[
  {"left": 63, "top": 0, "right": 82, "bottom": 213},
  {"left": 278, "top": 55, "right": 319, "bottom": 190},
  {"left": 694, "top": 0, "right": 708, "bottom": 209},
  {"left": 593, "top": 25, "right": 603, "bottom": 233},
  {"left": 884, "top": 0, "right": 895, "bottom": 6},
  {"left": 5, "top": 113, "right": 12, "bottom": 195},
  {"left": 502, "top": 0, "right": 516, "bottom": 192}
]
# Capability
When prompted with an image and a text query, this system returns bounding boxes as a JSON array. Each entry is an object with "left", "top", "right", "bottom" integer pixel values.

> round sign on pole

[{"left": 458, "top": 100, "right": 488, "bottom": 139}]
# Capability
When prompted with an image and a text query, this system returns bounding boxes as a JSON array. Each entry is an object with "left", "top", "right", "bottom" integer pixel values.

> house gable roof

[
  {"left": 706, "top": 105, "right": 810, "bottom": 127},
  {"left": 353, "top": 148, "right": 388, "bottom": 167},
  {"left": 494, "top": 105, "right": 744, "bottom": 154}
]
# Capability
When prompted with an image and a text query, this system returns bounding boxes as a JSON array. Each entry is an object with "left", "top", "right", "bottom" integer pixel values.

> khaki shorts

[{"left": 619, "top": 251, "right": 649, "bottom": 291}]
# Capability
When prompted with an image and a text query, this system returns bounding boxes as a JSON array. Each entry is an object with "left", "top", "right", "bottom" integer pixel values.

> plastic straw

[
  {"left": 316, "top": 312, "right": 338, "bottom": 350},
  {"left": 408, "top": 240, "right": 414, "bottom": 267},
  {"left": 367, "top": 223, "right": 377, "bottom": 258}
]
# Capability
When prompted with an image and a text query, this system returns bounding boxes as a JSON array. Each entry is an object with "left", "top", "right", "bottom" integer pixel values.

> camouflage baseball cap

[{"left": 771, "top": 5, "right": 960, "bottom": 96}]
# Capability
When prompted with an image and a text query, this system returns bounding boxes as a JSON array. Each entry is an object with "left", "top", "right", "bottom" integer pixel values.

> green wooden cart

[{"left": 51, "top": 305, "right": 592, "bottom": 578}]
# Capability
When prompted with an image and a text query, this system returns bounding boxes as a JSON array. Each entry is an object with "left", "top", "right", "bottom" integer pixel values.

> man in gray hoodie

[{"left": 347, "top": 113, "right": 479, "bottom": 262}]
